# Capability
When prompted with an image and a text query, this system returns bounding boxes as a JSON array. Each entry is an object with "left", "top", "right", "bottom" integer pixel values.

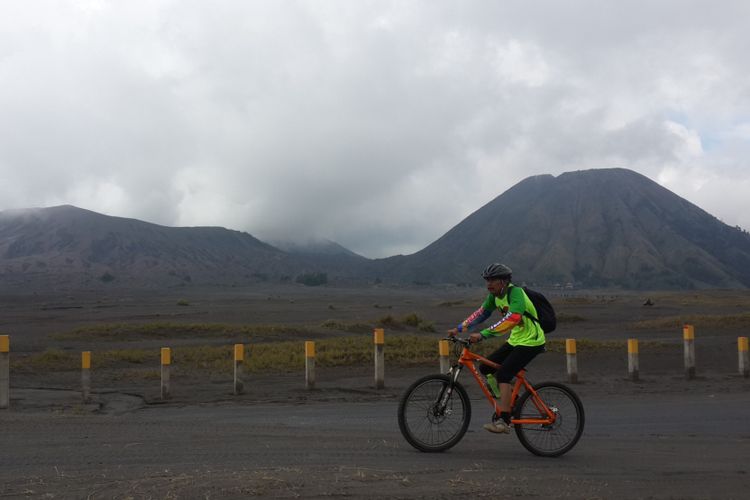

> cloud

[{"left": 1, "top": 0, "right": 750, "bottom": 257}]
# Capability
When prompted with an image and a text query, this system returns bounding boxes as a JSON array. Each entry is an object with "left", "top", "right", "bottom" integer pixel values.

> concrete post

[
  {"left": 161, "top": 347, "right": 171, "bottom": 400},
  {"left": 439, "top": 340, "right": 450, "bottom": 373},
  {"left": 305, "top": 341, "right": 316, "bottom": 390},
  {"left": 683, "top": 324, "right": 695, "bottom": 380},
  {"left": 81, "top": 351, "right": 92, "bottom": 403},
  {"left": 627, "top": 339, "right": 639, "bottom": 382},
  {"left": 0, "top": 335, "right": 9, "bottom": 409},
  {"left": 739, "top": 337, "right": 749, "bottom": 378},
  {"left": 566, "top": 338, "right": 578, "bottom": 383},
  {"left": 374, "top": 328, "right": 385, "bottom": 389},
  {"left": 233, "top": 344, "right": 244, "bottom": 395}
]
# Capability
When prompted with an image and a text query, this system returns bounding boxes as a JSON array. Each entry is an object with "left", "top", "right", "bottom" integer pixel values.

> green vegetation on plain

[
  {"left": 436, "top": 300, "right": 465, "bottom": 307},
  {"left": 14, "top": 335, "right": 672, "bottom": 375},
  {"left": 375, "top": 313, "right": 435, "bottom": 332},
  {"left": 49, "top": 322, "right": 315, "bottom": 341},
  {"left": 49, "top": 314, "right": 438, "bottom": 342},
  {"left": 320, "top": 320, "right": 372, "bottom": 333}
]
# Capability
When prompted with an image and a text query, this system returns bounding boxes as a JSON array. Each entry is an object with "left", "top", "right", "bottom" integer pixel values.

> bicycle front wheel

[
  {"left": 397, "top": 374, "right": 471, "bottom": 452},
  {"left": 513, "top": 382, "right": 585, "bottom": 457}
]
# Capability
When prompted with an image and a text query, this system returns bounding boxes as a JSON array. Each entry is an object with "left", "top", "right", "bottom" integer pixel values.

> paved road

[{"left": 2, "top": 391, "right": 749, "bottom": 498}]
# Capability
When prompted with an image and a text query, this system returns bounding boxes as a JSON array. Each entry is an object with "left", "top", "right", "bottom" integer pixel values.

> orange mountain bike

[{"left": 398, "top": 337, "right": 584, "bottom": 457}]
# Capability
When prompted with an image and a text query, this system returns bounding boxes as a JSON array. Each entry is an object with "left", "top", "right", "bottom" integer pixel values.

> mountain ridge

[
  {"left": 369, "top": 168, "right": 750, "bottom": 288},
  {"left": 0, "top": 204, "right": 291, "bottom": 288},
  {"left": 2, "top": 168, "right": 749, "bottom": 290}
]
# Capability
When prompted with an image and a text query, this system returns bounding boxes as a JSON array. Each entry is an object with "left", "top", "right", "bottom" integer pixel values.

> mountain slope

[
  {"left": 3, "top": 168, "right": 749, "bottom": 290},
  {"left": 0, "top": 205, "right": 292, "bottom": 287},
  {"left": 371, "top": 169, "right": 750, "bottom": 288},
  {"left": 271, "top": 238, "right": 366, "bottom": 259}
]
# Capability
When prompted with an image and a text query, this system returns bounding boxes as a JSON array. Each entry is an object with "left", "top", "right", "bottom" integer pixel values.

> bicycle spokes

[
  {"left": 513, "top": 383, "right": 584, "bottom": 457},
  {"left": 397, "top": 375, "right": 472, "bottom": 452}
]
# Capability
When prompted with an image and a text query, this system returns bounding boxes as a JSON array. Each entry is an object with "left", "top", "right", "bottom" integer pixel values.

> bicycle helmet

[{"left": 481, "top": 263, "right": 512, "bottom": 280}]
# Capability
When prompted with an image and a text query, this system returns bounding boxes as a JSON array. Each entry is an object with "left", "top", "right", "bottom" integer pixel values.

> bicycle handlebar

[{"left": 443, "top": 336, "right": 471, "bottom": 347}]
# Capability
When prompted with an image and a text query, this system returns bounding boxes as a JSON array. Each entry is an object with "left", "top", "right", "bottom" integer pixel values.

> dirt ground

[
  {"left": 2, "top": 283, "right": 749, "bottom": 406},
  {"left": 1, "top": 284, "right": 749, "bottom": 498}
]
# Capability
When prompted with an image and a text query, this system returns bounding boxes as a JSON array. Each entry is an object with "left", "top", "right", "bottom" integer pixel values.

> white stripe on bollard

[
  {"left": 566, "top": 338, "right": 578, "bottom": 383},
  {"left": 0, "top": 335, "right": 9, "bottom": 409},
  {"left": 374, "top": 328, "right": 384, "bottom": 389},
  {"left": 233, "top": 344, "right": 244, "bottom": 395},
  {"left": 683, "top": 325, "right": 695, "bottom": 380},
  {"left": 161, "top": 347, "right": 171, "bottom": 400},
  {"left": 305, "top": 341, "right": 316, "bottom": 390},
  {"left": 627, "top": 339, "right": 639, "bottom": 382},
  {"left": 739, "top": 337, "right": 749, "bottom": 378},
  {"left": 81, "top": 351, "right": 91, "bottom": 403}
]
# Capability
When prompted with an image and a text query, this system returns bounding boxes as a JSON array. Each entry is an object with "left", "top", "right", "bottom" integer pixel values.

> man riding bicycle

[{"left": 448, "top": 263, "right": 545, "bottom": 434}]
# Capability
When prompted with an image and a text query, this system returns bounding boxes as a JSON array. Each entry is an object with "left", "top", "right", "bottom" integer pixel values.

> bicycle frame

[{"left": 449, "top": 343, "right": 557, "bottom": 426}]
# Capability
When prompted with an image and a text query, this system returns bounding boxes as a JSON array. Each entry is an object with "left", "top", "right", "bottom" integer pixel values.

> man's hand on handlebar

[
  {"left": 468, "top": 333, "right": 483, "bottom": 344},
  {"left": 446, "top": 329, "right": 482, "bottom": 344}
]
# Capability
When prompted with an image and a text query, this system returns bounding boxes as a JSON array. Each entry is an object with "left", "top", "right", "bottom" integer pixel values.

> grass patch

[
  {"left": 49, "top": 317, "right": 440, "bottom": 344},
  {"left": 11, "top": 336, "right": 673, "bottom": 375},
  {"left": 376, "top": 313, "right": 436, "bottom": 332},
  {"left": 102, "top": 368, "right": 161, "bottom": 381},
  {"left": 436, "top": 300, "right": 465, "bottom": 307},
  {"left": 11, "top": 348, "right": 154, "bottom": 373},
  {"left": 99, "top": 349, "right": 151, "bottom": 365},
  {"left": 11, "top": 349, "right": 78, "bottom": 372},
  {"left": 632, "top": 313, "right": 750, "bottom": 331},
  {"left": 49, "top": 322, "right": 315, "bottom": 341},
  {"left": 320, "top": 320, "right": 372, "bottom": 334}
]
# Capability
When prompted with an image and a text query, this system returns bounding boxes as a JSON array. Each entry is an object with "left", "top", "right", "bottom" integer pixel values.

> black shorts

[{"left": 479, "top": 342, "right": 545, "bottom": 383}]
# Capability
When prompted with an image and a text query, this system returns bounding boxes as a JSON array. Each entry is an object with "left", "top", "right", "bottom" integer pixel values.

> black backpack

[{"left": 510, "top": 285, "right": 556, "bottom": 334}]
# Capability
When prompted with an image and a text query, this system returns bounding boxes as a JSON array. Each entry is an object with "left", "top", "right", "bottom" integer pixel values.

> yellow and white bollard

[
  {"left": 0, "top": 335, "right": 9, "bottom": 409},
  {"left": 439, "top": 340, "right": 450, "bottom": 373},
  {"left": 305, "top": 341, "right": 316, "bottom": 390},
  {"left": 627, "top": 339, "right": 639, "bottom": 382},
  {"left": 81, "top": 351, "right": 92, "bottom": 403},
  {"left": 566, "top": 338, "right": 578, "bottom": 383},
  {"left": 374, "top": 328, "right": 385, "bottom": 389},
  {"left": 233, "top": 344, "right": 244, "bottom": 395},
  {"left": 683, "top": 324, "right": 695, "bottom": 380},
  {"left": 739, "top": 337, "right": 749, "bottom": 378},
  {"left": 161, "top": 347, "right": 171, "bottom": 399}
]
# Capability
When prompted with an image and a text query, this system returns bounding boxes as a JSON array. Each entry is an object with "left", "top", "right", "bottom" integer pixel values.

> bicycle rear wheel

[
  {"left": 513, "top": 382, "right": 584, "bottom": 457},
  {"left": 397, "top": 374, "right": 471, "bottom": 452}
]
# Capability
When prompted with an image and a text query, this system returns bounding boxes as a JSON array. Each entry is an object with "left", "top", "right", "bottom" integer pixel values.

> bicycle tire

[
  {"left": 513, "top": 381, "right": 585, "bottom": 457},
  {"left": 397, "top": 374, "right": 471, "bottom": 452}
]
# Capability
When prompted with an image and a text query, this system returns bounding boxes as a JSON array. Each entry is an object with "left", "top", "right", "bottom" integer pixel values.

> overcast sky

[{"left": 1, "top": 1, "right": 749, "bottom": 258}]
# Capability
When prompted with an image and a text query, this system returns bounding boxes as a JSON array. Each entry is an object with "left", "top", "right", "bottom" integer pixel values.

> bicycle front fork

[{"left": 436, "top": 365, "right": 463, "bottom": 411}]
